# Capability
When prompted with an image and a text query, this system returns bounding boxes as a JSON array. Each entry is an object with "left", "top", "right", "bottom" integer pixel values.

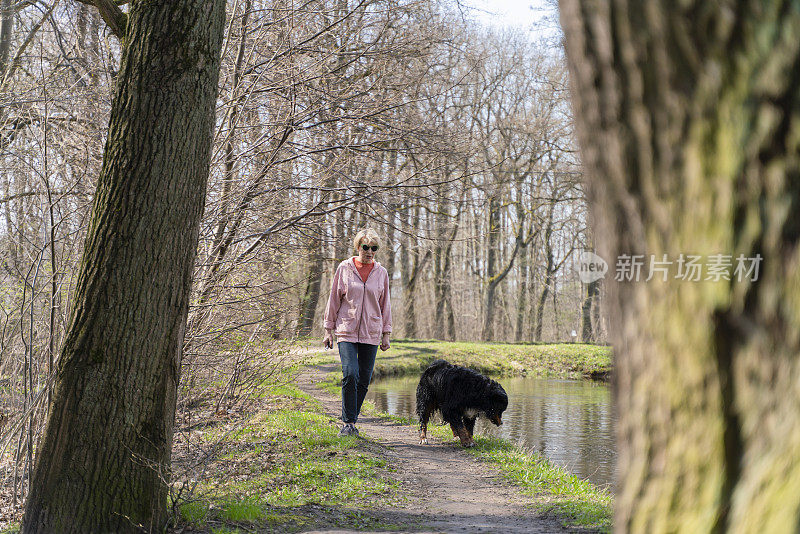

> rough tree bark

[
  {"left": 482, "top": 195, "right": 522, "bottom": 341},
  {"left": 581, "top": 277, "right": 600, "bottom": 343},
  {"left": 562, "top": 1, "right": 800, "bottom": 532},
  {"left": 22, "top": 0, "right": 226, "bottom": 532},
  {"left": 0, "top": 0, "right": 12, "bottom": 77}
]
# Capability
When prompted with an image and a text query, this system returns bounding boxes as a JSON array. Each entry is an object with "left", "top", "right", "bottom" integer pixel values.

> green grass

[
  {"left": 371, "top": 406, "right": 612, "bottom": 532},
  {"left": 220, "top": 498, "right": 266, "bottom": 522},
  {"left": 172, "top": 384, "right": 406, "bottom": 532},
  {"left": 172, "top": 339, "right": 613, "bottom": 532},
  {"left": 310, "top": 339, "right": 612, "bottom": 380},
  {"left": 314, "top": 339, "right": 613, "bottom": 530},
  {"left": 319, "top": 373, "right": 343, "bottom": 396},
  {"left": 207, "top": 408, "right": 400, "bottom": 507},
  {"left": 179, "top": 500, "right": 210, "bottom": 523},
  {"left": 468, "top": 437, "right": 612, "bottom": 531}
]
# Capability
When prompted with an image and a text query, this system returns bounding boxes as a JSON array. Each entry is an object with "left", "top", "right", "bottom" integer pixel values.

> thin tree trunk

[
  {"left": 581, "top": 280, "right": 600, "bottom": 343},
  {"left": 433, "top": 237, "right": 445, "bottom": 339},
  {"left": 483, "top": 191, "right": 524, "bottom": 341},
  {"left": 385, "top": 203, "right": 397, "bottom": 281},
  {"left": 385, "top": 149, "right": 399, "bottom": 283},
  {"left": 515, "top": 244, "right": 529, "bottom": 342},
  {"left": 298, "top": 227, "right": 323, "bottom": 337},
  {"left": 581, "top": 278, "right": 600, "bottom": 343},
  {"left": 433, "top": 177, "right": 459, "bottom": 340},
  {"left": 533, "top": 269, "right": 551, "bottom": 341},
  {"left": 534, "top": 201, "right": 555, "bottom": 341},
  {"left": 551, "top": 277, "right": 559, "bottom": 340},
  {"left": 211, "top": 0, "right": 252, "bottom": 262},
  {"left": 438, "top": 241, "right": 456, "bottom": 340},
  {"left": 445, "top": 293, "right": 456, "bottom": 340},
  {"left": 592, "top": 282, "right": 602, "bottom": 341},
  {"left": 482, "top": 196, "right": 500, "bottom": 340},
  {"left": 2, "top": 168, "right": 16, "bottom": 276},
  {"left": 400, "top": 213, "right": 412, "bottom": 336},
  {"left": 562, "top": 2, "right": 800, "bottom": 531},
  {"left": 22, "top": 1, "right": 226, "bottom": 531},
  {"left": 76, "top": 4, "right": 101, "bottom": 88},
  {"left": 12, "top": 169, "right": 25, "bottom": 276},
  {"left": 0, "top": 0, "right": 13, "bottom": 78},
  {"left": 334, "top": 204, "right": 348, "bottom": 261},
  {"left": 403, "top": 206, "right": 429, "bottom": 338}
]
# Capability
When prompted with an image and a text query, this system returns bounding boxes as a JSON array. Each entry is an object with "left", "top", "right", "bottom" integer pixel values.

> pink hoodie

[{"left": 323, "top": 258, "right": 392, "bottom": 345}]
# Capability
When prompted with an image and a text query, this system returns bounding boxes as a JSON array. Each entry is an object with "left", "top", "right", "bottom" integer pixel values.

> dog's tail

[{"left": 416, "top": 359, "right": 450, "bottom": 421}]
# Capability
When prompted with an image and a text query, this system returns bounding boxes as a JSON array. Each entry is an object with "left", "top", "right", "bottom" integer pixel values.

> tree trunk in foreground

[
  {"left": 22, "top": 1, "right": 226, "bottom": 532},
  {"left": 561, "top": 2, "right": 800, "bottom": 532}
]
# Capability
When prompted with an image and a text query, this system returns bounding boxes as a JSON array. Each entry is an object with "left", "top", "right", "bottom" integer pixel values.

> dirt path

[{"left": 297, "top": 362, "right": 568, "bottom": 534}]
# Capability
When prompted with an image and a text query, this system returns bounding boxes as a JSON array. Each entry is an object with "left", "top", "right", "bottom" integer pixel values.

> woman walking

[{"left": 323, "top": 228, "right": 392, "bottom": 436}]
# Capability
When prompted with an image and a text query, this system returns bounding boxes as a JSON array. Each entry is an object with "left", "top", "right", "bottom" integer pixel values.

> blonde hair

[{"left": 353, "top": 228, "right": 381, "bottom": 254}]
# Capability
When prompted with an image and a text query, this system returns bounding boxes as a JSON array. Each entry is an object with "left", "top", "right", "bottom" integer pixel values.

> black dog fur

[{"left": 416, "top": 359, "right": 508, "bottom": 447}]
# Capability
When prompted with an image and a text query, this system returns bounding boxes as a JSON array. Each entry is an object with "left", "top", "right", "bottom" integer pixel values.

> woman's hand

[
  {"left": 323, "top": 329, "right": 333, "bottom": 349},
  {"left": 380, "top": 333, "right": 390, "bottom": 351}
]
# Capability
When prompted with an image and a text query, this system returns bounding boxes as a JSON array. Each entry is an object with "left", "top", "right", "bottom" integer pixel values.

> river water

[{"left": 366, "top": 375, "right": 615, "bottom": 488}]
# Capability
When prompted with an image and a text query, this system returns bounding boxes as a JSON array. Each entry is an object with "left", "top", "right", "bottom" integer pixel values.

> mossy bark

[
  {"left": 22, "top": 0, "right": 226, "bottom": 532},
  {"left": 561, "top": 1, "right": 800, "bottom": 532}
]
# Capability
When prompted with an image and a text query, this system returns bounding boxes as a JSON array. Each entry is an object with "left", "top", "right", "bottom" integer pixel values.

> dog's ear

[
  {"left": 490, "top": 382, "right": 508, "bottom": 409},
  {"left": 489, "top": 381, "right": 506, "bottom": 397}
]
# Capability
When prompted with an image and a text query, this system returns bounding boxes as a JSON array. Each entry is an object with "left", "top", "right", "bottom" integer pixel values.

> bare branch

[{"left": 74, "top": 0, "right": 126, "bottom": 39}]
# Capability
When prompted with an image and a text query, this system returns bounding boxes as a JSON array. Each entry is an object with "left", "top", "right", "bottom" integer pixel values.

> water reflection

[{"left": 366, "top": 375, "right": 615, "bottom": 488}]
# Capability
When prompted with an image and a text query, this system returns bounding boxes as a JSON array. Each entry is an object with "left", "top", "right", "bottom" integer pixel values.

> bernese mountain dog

[{"left": 416, "top": 359, "right": 508, "bottom": 447}]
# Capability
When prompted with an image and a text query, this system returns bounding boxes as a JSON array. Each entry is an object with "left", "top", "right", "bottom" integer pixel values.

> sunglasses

[{"left": 361, "top": 244, "right": 379, "bottom": 252}]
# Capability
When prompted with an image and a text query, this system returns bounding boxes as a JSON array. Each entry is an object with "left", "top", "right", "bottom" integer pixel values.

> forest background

[{"left": 0, "top": 0, "right": 601, "bottom": 513}]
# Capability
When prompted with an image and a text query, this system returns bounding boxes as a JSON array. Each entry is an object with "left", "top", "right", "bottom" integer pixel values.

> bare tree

[{"left": 22, "top": 0, "right": 226, "bottom": 530}]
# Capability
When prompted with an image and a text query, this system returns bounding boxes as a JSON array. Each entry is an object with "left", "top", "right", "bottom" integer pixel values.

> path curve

[{"left": 297, "top": 362, "right": 568, "bottom": 534}]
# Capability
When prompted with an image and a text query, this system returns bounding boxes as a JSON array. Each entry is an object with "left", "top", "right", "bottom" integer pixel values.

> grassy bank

[
  {"left": 175, "top": 364, "right": 612, "bottom": 533},
  {"left": 407, "top": 415, "right": 612, "bottom": 532},
  {"left": 309, "top": 339, "right": 613, "bottom": 380},
  {"left": 318, "top": 376, "right": 613, "bottom": 533},
  {"left": 315, "top": 339, "right": 614, "bottom": 532},
  {"left": 171, "top": 371, "right": 408, "bottom": 533}
]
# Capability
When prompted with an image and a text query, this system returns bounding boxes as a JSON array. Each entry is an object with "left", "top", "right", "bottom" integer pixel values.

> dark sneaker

[
  {"left": 338, "top": 423, "right": 355, "bottom": 437},
  {"left": 351, "top": 425, "right": 359, "bottom": 436}
]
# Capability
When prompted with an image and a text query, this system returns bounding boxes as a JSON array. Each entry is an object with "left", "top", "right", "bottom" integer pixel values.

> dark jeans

[{"left": 338, "top": 341, "right": 378, "bottom": 423}]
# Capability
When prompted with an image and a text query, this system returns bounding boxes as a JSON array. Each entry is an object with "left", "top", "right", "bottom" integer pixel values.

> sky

[{"left": 457, "top": 0, "right": 559, "bottom": 32}]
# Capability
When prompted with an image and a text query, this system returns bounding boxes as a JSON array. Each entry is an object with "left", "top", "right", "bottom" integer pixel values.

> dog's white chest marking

[{"left": 464, "top": 408, "right": 480, "bottom": 418}]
